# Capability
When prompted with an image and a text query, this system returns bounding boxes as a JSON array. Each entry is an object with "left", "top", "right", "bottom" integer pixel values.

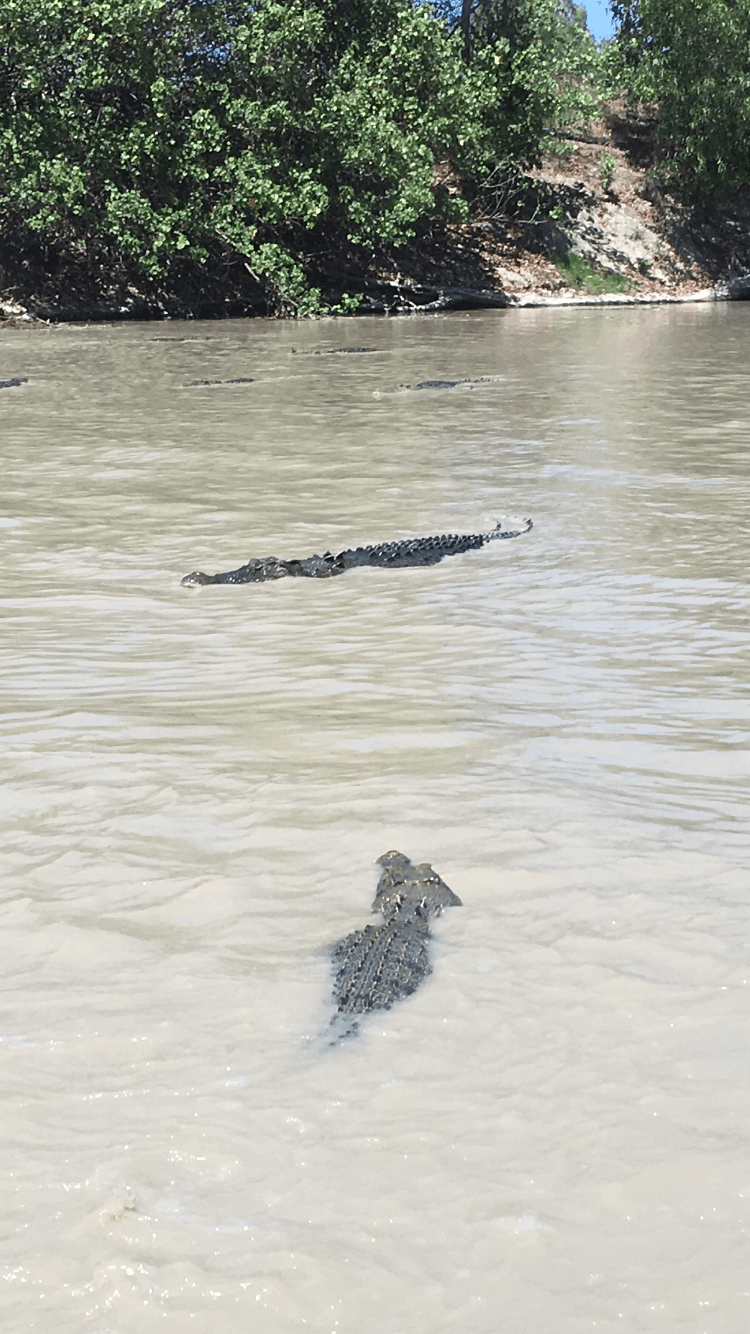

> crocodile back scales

[{"left": 328, "top": 851, "right": 461, "bottom": 1039}]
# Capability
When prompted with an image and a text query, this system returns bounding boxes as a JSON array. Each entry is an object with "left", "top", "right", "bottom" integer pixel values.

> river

[{"left": 2, "top": 304, "right": 749, "bottom": 1333}]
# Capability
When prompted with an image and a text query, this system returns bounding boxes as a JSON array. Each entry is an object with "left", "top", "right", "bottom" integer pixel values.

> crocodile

[
  {"left": 329, "top": 850, "right": 461, "bottom": 1041},
  {"left": 377, "top": 376, "right": 504, "bottom": 394},
  {"left": 292, "top": 346, "right": 377, "bottom": 355},
  {"left": 185, "top": 376, "right": 254, "bottom": 387},
  {"left": 181, "top": 517, "right": 531, "bottom": 585}
]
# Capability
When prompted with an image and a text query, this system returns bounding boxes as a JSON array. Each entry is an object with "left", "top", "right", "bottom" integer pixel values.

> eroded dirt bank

[
  {"left": 360, "top": 103, "right": 750, "bottom": 314},
  {"left": 2, "top": 104, "right": 749, "bottom": 323}
]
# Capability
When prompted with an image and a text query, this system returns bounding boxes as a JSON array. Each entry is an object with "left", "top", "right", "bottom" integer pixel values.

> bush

[
  {"left": 611, "top": 0, "right": 750, "bottom": 195},
  {"left": 0, "top": 0, "right": 619, "bottom": 310},
  {"left": 554, "top": 251, "right": 629, "bottom": 293}
]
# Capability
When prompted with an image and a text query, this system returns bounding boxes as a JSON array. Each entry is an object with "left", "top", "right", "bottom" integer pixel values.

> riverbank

[
  {"left": 2, "top": 102, "right": 749, "bottom": 323},
  {"left": 369, "top": 101, "right": 750, "bottom": 313}
]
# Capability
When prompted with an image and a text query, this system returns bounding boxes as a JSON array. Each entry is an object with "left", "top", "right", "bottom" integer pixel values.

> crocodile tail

[{"left": 487, "top": 516, "right": 533, "bottom": 541}]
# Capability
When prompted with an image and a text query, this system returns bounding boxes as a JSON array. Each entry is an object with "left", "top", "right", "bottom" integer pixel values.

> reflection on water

[{"left": 2, "top": 304, "right": 750, "bottom": 1332}]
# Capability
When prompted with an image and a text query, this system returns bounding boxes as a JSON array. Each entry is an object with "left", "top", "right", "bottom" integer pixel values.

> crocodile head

[
  {"left": 180, "top": 570, "right": 215, "bottom": 586},
  {"left": 373, "top": 850, "right": 462, "bottom": 922}
]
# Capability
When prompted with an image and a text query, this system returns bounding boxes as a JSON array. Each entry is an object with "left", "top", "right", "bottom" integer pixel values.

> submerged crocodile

[
  {"left": 181, "top": 517, "right": 531, "bottom": 585},
  {"left": 292, "top": 346, "right": 377, "bottom": 355},
  {"left": 185, "top": 376, "right": 255, "bottom": 387},
  {"left": 329, "top": 850, "right": 461, "bottom": 1041},
  {"left": 378, "top": 376, "right": 504, "bottom": 394}
]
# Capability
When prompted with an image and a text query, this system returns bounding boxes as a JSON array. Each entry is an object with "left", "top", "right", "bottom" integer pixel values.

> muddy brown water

[{"left": 2, "top": 304, "right": 749, "bottom": 1332}]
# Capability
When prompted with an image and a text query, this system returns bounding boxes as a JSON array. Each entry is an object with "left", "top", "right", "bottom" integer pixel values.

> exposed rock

[{"left": 353, "top": 103, "right": 750, "bottom": 312}]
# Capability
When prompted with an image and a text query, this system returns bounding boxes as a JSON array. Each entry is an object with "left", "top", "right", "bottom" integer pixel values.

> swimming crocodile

[
  {"left": 181, "top": 517, "right": 531, "bottom": 586},
  {"left": 185, "top": 376, "right": 255, "bottom": 387},
  {"left": 378, "top": 376, "right": 503, "bottom": 394},
  {"left": 329, "top": 851, "right": 461, "bottom": 1041},
  {"left": 292, "top": 346, "right": 377, "bottom": 355}
]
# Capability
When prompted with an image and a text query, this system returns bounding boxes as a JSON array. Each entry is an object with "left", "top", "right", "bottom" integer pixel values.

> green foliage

[
  {"left": 530, "top": 0, "right": 608, "bottom": 133},
  {"left": 0, "top": 0, "right": 623, "bottom": 312},
  {"left": 599, "top": 151, "right": 617, "bottom": 192},
  {"left": 610, "top": 0, "right": 750, "bottom": 195},
  {"left": 554, "top": 251, "right": 629, "bottom": 293},
  {"left": 1, "top": 0, "right": 569, "bottom": 310},
  {"left": 445, "top": 1, "right": 610, "bottom": 135}
]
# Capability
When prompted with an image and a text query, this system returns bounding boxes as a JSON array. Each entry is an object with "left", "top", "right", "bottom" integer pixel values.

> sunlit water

[{"left": 2, "top": 304, "right": 749, "bottom": 1333}]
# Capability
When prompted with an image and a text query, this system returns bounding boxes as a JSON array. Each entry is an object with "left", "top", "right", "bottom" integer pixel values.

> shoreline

[
  {"left": 3, "top": 108, "right": 749, "bottom": 326},
  {"left": 2, "top": 274, "right": 749, "bottom": 326}
]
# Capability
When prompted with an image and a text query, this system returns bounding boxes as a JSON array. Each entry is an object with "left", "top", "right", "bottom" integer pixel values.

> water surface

[{"left": 2, "top": 304, "right": 749, "bottom": 1333}]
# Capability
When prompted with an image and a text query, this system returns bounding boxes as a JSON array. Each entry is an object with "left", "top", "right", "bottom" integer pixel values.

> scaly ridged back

[
  {"left": 332, "top": 920, "right": 431, "bottom": 1014},
  {"left": 329, "top": 851, "right": 460, "bottom": 1034}
]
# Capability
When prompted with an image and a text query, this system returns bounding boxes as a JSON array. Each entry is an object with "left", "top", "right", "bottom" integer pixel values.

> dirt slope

[{"left": 355, "top": 103, "right": 750, "bottom": 313}]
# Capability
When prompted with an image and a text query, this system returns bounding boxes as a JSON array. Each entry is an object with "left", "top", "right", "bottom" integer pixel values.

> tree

[
  {"left": 1, "top": 0, "right": 563, "bottom": 310},
  {"left": 0, "top": 0, "right": 614, "bottom": 312},
  {"left": 441, "top": 0, "right": 605, "bottom": 131},
  {"left": 610, "top": 0, "right": 750, "bottom": 194}
]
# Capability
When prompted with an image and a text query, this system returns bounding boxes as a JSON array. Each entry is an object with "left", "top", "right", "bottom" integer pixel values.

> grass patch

[{"left": 554, "top": 251, "right": 629, "bottom": 295}]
